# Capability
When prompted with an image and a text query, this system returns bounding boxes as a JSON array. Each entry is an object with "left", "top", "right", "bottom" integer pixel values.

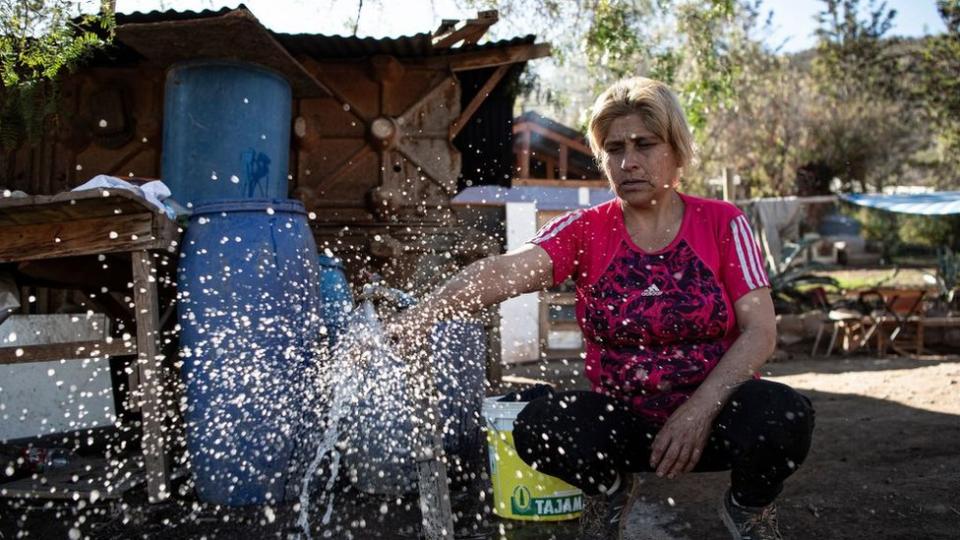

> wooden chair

[
  {"left": 859, "top": 288, "right": 928, "bottom": 356},
  {"left": 810, "top": 288, "right": 871, "bottom": 356}
]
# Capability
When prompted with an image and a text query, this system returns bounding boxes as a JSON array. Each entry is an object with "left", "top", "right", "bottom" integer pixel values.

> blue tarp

[{"left": 839, "top": 191, "right": 960, "bottom": 216}]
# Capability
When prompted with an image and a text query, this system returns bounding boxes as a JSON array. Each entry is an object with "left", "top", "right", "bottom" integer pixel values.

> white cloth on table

[{"left": 71, "top": 175, "right": 175, "bottom": 218}]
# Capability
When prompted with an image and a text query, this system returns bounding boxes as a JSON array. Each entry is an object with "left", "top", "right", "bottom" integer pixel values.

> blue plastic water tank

[
  {"left": 162, "top": 61, "right": 291, "bottom": 206},
  {"left": 317, "top": 254, "right": 354, "bottom": 346},
  {"left": 350, "top": 319, "right": 487, "bottom": 495},
  {"left": 177, "top": 199, "right": 321, "bottom": 505}
]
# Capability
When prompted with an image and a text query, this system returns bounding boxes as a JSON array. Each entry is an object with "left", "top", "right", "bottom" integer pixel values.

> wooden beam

[
  {"left": 132, "top": 251, "right": 170, "bottom": 503},
  {"left": 434, "top": 19, "right": 459, "bottom": 35},
  {"left": 0, "top": 456, "right": 144, "bottom": 501},
  {"left": 513, "top": 120, "right": 594, "bottom": 156},
  {"left": 512, "top": 178, "right": 608, "bottom": 188},
  {"left": 0, "top": 339, "right": 137, "bottom": 365},
  {"left": 432, "top": 10, "right": 499, "bottom": 49},
  {"left": 416, "top": 42, "right": 551, "bottom": 72},
  {"left": 0, "top": 213, "right": 157, "bottom": 263},
  {"left": 449, "top": 64, "right": 510, "bottom": 140}
]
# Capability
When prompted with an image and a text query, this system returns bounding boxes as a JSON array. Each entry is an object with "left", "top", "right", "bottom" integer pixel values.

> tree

[
  {"left": 804, "top": 0, "right": 929, "bottom": 193},
  {"left": 0, "top": 0, "right": 115, "bottom": 149},
  {"left": 463, "top": 0, "right": 743, "bottom": 139},
  {"left": 910, "top": 0, "right": 960, "bottom": 188}
]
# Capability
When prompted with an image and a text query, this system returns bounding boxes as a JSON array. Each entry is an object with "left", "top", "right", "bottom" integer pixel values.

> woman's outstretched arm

[{"left": 400, "top": 243, "right": 554, "bottom": 330}]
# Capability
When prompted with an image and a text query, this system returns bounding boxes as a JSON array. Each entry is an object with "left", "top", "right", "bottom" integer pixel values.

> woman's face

[{"left": 600, "top": 114, "right": 681, "bottom": 209}]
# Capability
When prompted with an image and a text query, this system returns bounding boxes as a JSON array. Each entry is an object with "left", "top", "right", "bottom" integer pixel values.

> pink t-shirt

[{"left": 529, "top": 192, "right": 770, "bottom": 423}]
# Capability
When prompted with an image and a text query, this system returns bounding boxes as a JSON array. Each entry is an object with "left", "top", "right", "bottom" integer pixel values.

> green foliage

[
  {"left": 898, "top": 214, "right": 960, "bottom": 251},
  {"left": 580, "top": 0, "right": 741, "bottom": 135},
  {"left": 582, "top": 0, "right": 644, "bottom": 80},
  {"left": 848, "top": 206, "right": 900, "bottom": 260},
  {"left": 908, "top": 1, "right": 960, "bottom": 187},
  {"left": 765, "top": 235, "right": 840, "bottom": 313},
  {"left": 0, "top": 1, "right": 114, "bottom": 148},
  {"left": 935, "top": 246, "right": 959, "bottom": 304},
  {"left": 462, "top": 0, "right": 957, "bottom": 195},
  {"left": 812, "top": 0, "right": 897, "bottom": 100}
]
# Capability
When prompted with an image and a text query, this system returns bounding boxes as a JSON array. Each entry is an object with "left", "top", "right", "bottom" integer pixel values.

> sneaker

[
  {"left": 578, "top": 475, "right": 636, "bottom": 540},
  {"left": 718, "top": 489, "right": 783, "bottom": 540}
]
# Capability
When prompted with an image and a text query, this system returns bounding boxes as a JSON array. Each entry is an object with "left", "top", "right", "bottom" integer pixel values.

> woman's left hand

[{"left": 649, "top": 398, "right": 717, "bottom": 478}]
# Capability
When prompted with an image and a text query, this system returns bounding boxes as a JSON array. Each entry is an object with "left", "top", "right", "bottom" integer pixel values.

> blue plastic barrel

[
  {"left": 177, "top": 199, "right": 321, "bottom": 505},
  {"left": 161, "top": 61, "right": 291, "bottom": 206},
  {"left": 350, "top": 319, "right": 487, "bottom": 495},
  {"left": 317, "top": 254, "right": 353, "bottom": 346}
]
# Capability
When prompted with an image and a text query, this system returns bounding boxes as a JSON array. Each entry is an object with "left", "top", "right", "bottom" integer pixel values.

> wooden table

[
  {"left": 916, "top": 316, "right": 960, "bottom": 355},
  {"left": 0, "top": 188, "right": 179, "bottom": 502}
]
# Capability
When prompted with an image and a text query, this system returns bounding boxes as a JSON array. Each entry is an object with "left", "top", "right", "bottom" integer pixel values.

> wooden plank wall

[{"left": 1, "top": 67, "right": 165, "bottom": 315}]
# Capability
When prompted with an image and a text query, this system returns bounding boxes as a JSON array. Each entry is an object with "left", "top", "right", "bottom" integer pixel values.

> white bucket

[{"left": 482, "top": 396, "right": 582, "bottom": 521}]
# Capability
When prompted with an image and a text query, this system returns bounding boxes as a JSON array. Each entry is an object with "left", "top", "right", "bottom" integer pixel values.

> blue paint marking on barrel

[
  {"left": 161, "top": 61, "right": 291, "bottom": 205},
  {"left": 177, "top": 199, "right": 321, "bottom": 505}
]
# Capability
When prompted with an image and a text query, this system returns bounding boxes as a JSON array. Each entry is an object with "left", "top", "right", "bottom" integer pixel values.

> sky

[{"left": 114, "top": 0, "right": 948, "bottom": 53}]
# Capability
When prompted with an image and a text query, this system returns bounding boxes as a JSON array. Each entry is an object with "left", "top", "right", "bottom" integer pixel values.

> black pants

[{"left": 513, "top": 379, "right": 815, "bottom": 507}]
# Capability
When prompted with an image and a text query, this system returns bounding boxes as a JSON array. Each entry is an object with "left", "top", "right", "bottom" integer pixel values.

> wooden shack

[{"left": 2, "top": 5, "right": 550, "bottom": 296}]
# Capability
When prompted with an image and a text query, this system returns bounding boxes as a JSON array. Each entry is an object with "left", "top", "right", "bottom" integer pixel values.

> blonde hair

[{"left": 587, "top": 77, "right": 694, "bottom": 169}]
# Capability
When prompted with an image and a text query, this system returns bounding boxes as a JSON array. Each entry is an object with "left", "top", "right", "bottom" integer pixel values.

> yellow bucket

[{"left": 482, "top": 397, "right": 582, "bottom": 521}]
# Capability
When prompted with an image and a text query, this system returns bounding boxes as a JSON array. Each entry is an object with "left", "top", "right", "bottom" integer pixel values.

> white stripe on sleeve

[
  {"left": 731, "top": 217, "right": 757, "bottom": 290},
  {"left": 743, "top": 216, "right": 770, "bottom": 287},
  {"left": 735, "top": 215, "right": 769, "bottom": 288},
  {"left": 531, "top": 211, "right": 582, "bottom": 244}
]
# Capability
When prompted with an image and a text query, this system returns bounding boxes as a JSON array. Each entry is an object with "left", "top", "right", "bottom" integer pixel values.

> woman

[{"left": 396, "top": 77, "right": 814, "bottom": 540}]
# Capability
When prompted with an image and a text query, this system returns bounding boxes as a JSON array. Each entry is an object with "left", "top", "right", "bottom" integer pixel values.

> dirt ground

[
  {"left": 498, "top": 350, "right": 960, "bottom": 540},
  {"left": 2, "top": 350, "right": 959, "bottom": 539}
]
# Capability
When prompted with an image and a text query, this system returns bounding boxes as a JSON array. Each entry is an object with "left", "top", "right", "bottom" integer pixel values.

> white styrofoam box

[
  {"left": 0, "top": 314, "right": 117, "bottom": 441},
  {"left": 501, "top": 202, "right": 540, "bottom": 364}
]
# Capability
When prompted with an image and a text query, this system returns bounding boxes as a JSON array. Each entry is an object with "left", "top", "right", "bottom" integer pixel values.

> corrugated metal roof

[
  {"left": 274, "top": 33, "right": 434, "bottom": 58},
  {"left": 516, "top": 111, "right": 587, "bottom": 144},
  {"left": 116, "top": 4, "right": 240, "bottom": 25},
  {"left": 276, "top": 33, "right": 536, "bottom": 60},
  {"left": 117, "top": 5, "right": 538, "bottom": 60}
]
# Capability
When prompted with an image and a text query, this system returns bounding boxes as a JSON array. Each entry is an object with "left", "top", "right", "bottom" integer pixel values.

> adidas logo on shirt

[{"left": 641, "top": 284, "right": 663, "bottom": 297}]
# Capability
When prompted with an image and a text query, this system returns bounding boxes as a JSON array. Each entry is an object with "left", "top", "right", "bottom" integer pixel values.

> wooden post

[
  {"left": 558, "top": 144, "right": 568, "bottom": 180},
  {"left": 132, "top": 251, "right": 171, "bottom": 502},
  {"left": 722, "top": 167, "right": 736, "bottom": 202},
  {"left": 519, "top": 130, "right": 531, "bottom": 179},
  {"left": 544, "top": 156, "right": 555, "bottom": 179}
]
